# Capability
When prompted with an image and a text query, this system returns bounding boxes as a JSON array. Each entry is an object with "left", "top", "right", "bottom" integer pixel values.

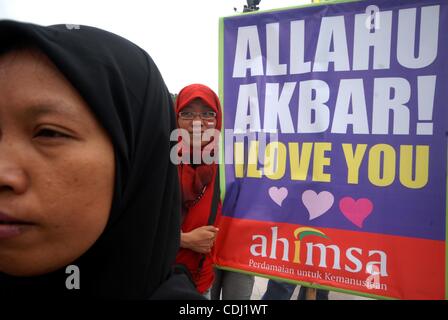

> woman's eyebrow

[{"left": 22, "top": 102, "right": 82, "bottom": 122}]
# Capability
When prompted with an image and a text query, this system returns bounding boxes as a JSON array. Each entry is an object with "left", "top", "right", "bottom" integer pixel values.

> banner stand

[{"left": 305, "top": 288, "right": 317, "bottom": 300}]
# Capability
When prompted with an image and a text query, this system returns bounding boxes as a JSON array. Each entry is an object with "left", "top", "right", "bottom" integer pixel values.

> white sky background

[{"left": 0, "top": 0, "right": 310, "bottom": 94}]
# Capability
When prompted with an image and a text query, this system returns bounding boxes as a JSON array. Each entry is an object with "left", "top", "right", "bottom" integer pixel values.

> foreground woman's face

[{"left": 0, "top": 49, "right": 115, "bottom": 276}]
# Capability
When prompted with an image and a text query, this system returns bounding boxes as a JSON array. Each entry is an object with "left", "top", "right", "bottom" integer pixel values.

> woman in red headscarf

[{"left": 174, "top": 84, "right": 222, "bottom": 297}]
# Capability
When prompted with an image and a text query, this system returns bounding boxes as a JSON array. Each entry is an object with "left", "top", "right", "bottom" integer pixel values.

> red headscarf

[{"left": 174, "top": 84, "right": 222, "bottom": 293}]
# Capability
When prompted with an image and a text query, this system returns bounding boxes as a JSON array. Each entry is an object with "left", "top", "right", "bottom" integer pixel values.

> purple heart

[
  {"left": 302, "top": 190, "right": 334, "bottom": 220},
  {"left": 268, "top": 187, "right": 288, "bottom": 207}
]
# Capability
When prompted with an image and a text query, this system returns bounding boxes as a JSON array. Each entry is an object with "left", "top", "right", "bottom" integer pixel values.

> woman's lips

[
  {"left": 0, "top": 224, "right": 22, "bottom": 239},
  {"left": 0, "top": 211, "right": 33, "bottom": 239}
]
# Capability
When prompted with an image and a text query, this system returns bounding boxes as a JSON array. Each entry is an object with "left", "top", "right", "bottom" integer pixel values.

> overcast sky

[{"left": 0, "top": 0, "right": 311, "bottom": 93}]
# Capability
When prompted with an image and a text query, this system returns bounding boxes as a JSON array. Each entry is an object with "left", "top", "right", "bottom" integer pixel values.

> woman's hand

[{"left": 180, "top": 225, "right": 219, "bottom": 254}]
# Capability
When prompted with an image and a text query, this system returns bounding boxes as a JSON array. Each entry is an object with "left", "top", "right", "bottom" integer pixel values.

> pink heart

[
  {"left": 268, "top": 187, "right": 288, "bottom": 207},
  {"left": 302, "top": 190, "right": 334, "bottom": 220},
  {"left": 339, "top": 197, "right": 373, "bottom": 228}
]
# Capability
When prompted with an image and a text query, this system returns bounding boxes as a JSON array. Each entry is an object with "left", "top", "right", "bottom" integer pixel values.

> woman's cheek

[{"left": 13, "top": 144, "right": 114, "bottom": 276}]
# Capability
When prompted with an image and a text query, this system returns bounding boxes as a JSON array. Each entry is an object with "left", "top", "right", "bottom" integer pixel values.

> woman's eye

[
  {"left": 180, "top": 112, "right": 194, "bottom": 118},
  {"left": 35, "top": 128, "right": 70, "bottom": 139},
  {"left": 203, "top": 112, "right": 216, "bottom": 118}
]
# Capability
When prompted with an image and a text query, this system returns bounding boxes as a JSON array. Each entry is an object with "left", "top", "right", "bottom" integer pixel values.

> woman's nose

[
  {"left": 0, "top": 146, "right": 29, "bottom": 195},
  {"left": 192, "top": 119, "right": 204, "bottom": 128}
]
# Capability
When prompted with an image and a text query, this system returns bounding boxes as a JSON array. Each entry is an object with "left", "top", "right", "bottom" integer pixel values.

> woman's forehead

[
  {"left": 0, "top": 48, "right": 97, "bottom": 128},
  {"left": 182, "top": 98, "right": 213, "bottom": 111}
]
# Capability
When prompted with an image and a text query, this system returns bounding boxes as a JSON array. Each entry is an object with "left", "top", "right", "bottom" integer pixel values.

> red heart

[{"left": 339, "top": 197, "right": 373, "bottom": 228}]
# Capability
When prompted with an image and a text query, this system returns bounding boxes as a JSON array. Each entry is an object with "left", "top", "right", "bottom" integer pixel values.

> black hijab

[{"left": 0, "top": 20, "right": 200, "bottom": 299}]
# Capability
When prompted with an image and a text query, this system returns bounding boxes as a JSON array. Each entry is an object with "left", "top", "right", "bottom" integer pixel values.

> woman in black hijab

[{"left": 0, "top": 20, "right": 200, "bottom": 299}]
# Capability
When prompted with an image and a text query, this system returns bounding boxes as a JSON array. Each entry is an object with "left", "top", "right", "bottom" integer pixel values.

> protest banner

[{"left": 214, "top": 0, "right": 448, "bottom": 299}]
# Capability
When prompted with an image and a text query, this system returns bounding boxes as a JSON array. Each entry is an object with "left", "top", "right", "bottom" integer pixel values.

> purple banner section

[{"left": 221, "top": 0, "right": 448, "bottom": 240}]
